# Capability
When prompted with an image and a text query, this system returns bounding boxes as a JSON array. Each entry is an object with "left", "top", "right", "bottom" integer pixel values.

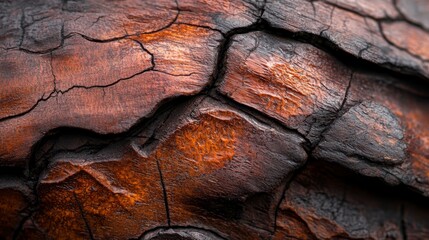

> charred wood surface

[{"left": 0, "top": 0, "right": 428, "bottom": 239}]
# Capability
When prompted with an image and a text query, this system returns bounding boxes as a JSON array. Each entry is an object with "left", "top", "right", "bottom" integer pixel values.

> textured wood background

[{"left": 0, "top": 0, "right": 428, "bottom": 239}]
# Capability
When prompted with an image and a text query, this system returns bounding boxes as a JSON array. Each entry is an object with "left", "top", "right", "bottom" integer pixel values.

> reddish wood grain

[
  {"left": 155, "top": 98, "right": 307, "bottom": 239},
  {"left": 0, "top": 0, "right": 429, "bottom": 239},
  {"left": 0, "top": 24, "right": 221, "bottom": 167},
  {"left": 29, "top": 144, "right": 166, "bottom": 239},
  {"left": 18, "top": 97, "right": 306, "bottom": 239},
  {"left": 219, "top": 31, "right": 350, "bottom": 142}
]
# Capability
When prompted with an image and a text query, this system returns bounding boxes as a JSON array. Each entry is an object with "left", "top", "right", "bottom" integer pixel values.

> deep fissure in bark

[{"left": 3, "top": 8, "right": 428, "bottom": 238}]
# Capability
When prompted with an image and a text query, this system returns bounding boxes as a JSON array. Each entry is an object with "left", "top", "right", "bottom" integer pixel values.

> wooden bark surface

[{"left": 0, "top": 0, "right": 428, "bottom": 239}]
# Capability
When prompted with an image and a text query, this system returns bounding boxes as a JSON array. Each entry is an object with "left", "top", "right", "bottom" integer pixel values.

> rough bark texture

[{"left": 0, "top": 0, "right": 428, "bottom": 239}]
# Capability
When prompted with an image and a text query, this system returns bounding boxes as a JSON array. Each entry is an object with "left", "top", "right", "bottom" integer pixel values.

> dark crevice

[
  {"left": 0, "top": 167, "right": 26, "bottom": 179},
  {"left": 270, "top": 177, "right": 296, "bottom": 236},
  {"left": 0, "top": 90, "right": 54, "bottom": 123},
  {"left": 60, "top": 0, "right": 180, "bottom": 36},
  {"left": 339, "top": 71, "right": 353, "bottom": 115},
  {"left": 204, "top": 17, "right": 270, "bottom": 94},
  {"left": 137, "top": 0, "right": 180, "bottom": 36},
  {"left": 259, "top": 19, "right": 428, "bottom": 83},
  {"left": 19, "top": 22, "right": 65, "bottom": 54},
  {"left": 209, "top": 92, "right": 311, "bottom": 150},
  {"left": 155, "top": 159, "right": 171, "bottom": 227},
  {"left": 253, "top": 0, "right": 267, "bottom": 23},
  {"left": 73, "top": 192, "right": 95, "bottom": 240},
  {"left": 12, "top": 94, "right": 200, "bottom": 237},
  {"left": 1, "top": 23, "right": 222, "bottom": 123},
  {"left": 8, "top": 0, "right": 429, "bottom": 82},
  {"left": 274, "top": 158, "right": 429, "bottom": 239},
  {"left": 89, "top": 15, "right": 105, "bottom": 28},
  {"left": 377, "top": 21, "right": 429, "bottom": 62},
  {"left": 314, "top": 158, "right": 429, "bottom": 204},
  {"left": 0, "top": 33, "right": 157, "bottom": 123},
  {"left": 271, "top": 156, "right": 316, "bottom": 237},
  {"left": 130, "top": 39, "right": 156, "bottom": 68},
  {"left": 309, "top": 70, "right": 354, "bottom": 150},
  {"left": 400, "top": 203, "right": 408, "bottom": 240},
  {"left": 3, "top": 4, "right": 429, "bottom": 238},
  {"left": 206, "top": 18, "right": 429, "bottom": 149},
  {"left": 152, "top": 69, "right": 197, "bottom": 77},
  {"left": 25, "top": 94, "right": 198, "bottom": 180},
  {"left": 0, "top": 66, "right": 154, "bottom": 123},
  {"left": 35, "top": 0, "right": 180, "bottom": 53},
  {"left": 27, "top": 129, "right": 114, "bottom": 181},
  {"left": 70, "top": 32, "right": 136, "bottom": 44},
  {"left": 53, "top": 66, "right": 153, "bottom": 94},
  {"left": 205, "top": 19, "right": 428, "bottom": 153},
  {"left": 205, "top": 19, "right": 427, "bottom": 151},
  {"left": 305, "top": 0, "right": 429, "bottom": 65}
]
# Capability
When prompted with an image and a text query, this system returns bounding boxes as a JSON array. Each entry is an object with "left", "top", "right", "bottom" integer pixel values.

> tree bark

[{"left": 0, "top": 0, "right": 428, "bottom": 239}]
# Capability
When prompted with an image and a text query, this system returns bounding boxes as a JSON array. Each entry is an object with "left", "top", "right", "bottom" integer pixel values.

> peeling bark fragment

[
  {"left": 331, "top": 71, "right": 429, "bottom": 197},
  {"left": 274, "top": 163, "right": 405, "bottom": 240},
  {"left": 148, "top": 97, "right": 307, "bottom": 239},
  {"left": 219, "top": 31, "right": 350, "bottom": 142},
  {"left": 0, "top": 177, "right": 30, "bottom": 240},
  {"left": 0, "top": 0, "right": 429, "bottom": 239},
  {"left": 314, "top": 101, "right": 407, "bottom": 167},
  {"left": 263, "top": 0, "right": 429, "bottom": 79},
  {"left": 313, "top": 99, "right": 413, "bottom": 188},
  {"left": 0, "top": 72, "right": 203, "bottom": 167},
  {"left": 30, "top": 143, "right": 166, "bottom": 239},
  {"left": 26, "top": 97, "right": 307, "bottom": 239},
  {"left": 0, "top": 25, "right": 221, "bottom": 167}
]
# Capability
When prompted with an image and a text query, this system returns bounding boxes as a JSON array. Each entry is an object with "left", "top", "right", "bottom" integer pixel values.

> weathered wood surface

[{"left": 0, "top": 0, "right": 428, "bottom": 239}]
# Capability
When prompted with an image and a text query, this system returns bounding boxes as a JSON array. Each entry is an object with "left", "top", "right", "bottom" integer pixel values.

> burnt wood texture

[{"left": 0, "top": 0, "right": 428, "bottom": 239}]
